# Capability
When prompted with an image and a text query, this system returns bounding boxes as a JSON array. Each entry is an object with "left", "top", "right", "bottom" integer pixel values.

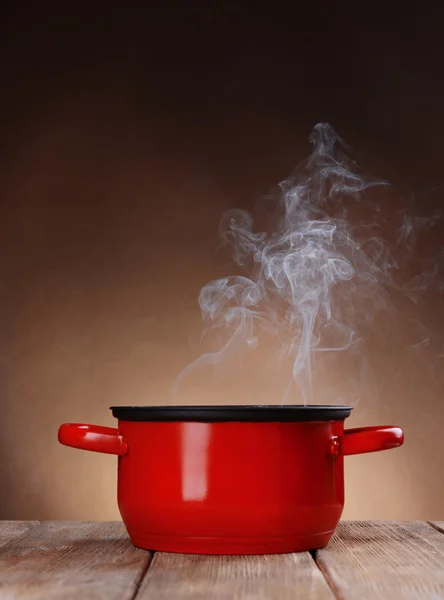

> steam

[{"left": 174, "top": 123, "right": 441, "bottom": 403}]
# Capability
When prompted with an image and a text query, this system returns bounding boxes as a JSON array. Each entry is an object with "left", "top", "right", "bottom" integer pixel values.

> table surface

[{"left": 1, "top": 520, "right": 444, "bottom": 599}]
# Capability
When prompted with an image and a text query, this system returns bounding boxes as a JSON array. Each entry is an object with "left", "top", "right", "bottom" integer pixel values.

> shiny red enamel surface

[{"left": 58, "top": 419, "right": 404, "bottom": 554}]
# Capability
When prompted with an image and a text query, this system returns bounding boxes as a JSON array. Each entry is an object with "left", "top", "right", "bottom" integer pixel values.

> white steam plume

[{"left": 173, "top": 123, "right": 429, "bottom": 404}]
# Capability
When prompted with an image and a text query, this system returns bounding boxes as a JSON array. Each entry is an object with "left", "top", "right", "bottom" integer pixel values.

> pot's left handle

[{"left": 58, "top": 423, "right": 128, "bottom": 456}]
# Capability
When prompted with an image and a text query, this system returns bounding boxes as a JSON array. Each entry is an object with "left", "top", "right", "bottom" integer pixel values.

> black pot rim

[{"left": 110, "top": 405, "right": 353, "bottom": 422}]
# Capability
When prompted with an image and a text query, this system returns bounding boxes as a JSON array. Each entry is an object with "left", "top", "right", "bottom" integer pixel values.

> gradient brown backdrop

[{"left": 1, "top": 7, "right": 443, "bottom": 521}]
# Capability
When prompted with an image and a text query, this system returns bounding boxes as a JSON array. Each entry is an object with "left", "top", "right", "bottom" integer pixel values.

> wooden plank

[
  {"left": 0, "top": 521, "right": 151, "bottom": 600},
  {"left": 137, "top": 551, "right": 335, "bottom": 599},
  {"left": 0, "top": 521, "right": 39, "bottom": 549},
  {"left": 429, "top": 521, "right": 444, "bottom": 534},
  {"left": 316, "top": 521, "right": 444, "bottom": 600}
]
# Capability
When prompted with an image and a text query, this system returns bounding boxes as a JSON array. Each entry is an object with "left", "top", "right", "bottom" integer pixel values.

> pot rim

[{"left": 110, "top": 405, "right": 353, "bottom": 422}]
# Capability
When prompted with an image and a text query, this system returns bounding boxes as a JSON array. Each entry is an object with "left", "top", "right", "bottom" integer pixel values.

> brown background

[{"left": 1, "top": 7, "right": 443, "bottom": 521}]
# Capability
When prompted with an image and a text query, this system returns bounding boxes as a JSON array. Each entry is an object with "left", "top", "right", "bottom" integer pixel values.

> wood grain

[
  {"left": 137, "top": 551, "right": 335, "bottom": 600},
  {"left": 429, "top": 521, "right": 444, "bottom": 534},
  {"left": 0, "top": 521, "right": 39, "bottom": 549},
  {"left": 0, "top": 521, "right": 151, "bottom": 600},
  {"left": 316, "top": 521, "right": 444, "bottom": 600}
]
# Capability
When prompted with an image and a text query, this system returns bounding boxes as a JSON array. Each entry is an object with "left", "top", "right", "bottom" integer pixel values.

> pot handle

[
  {"left": 329, "top": 425, "right": 404, "bottom": 456},
  {"left": 58, "top": 423, "right": 128, "bottom": 456}
]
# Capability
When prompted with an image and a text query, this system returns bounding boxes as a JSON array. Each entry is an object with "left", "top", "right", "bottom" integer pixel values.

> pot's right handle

[
  {"left": 329, "top": 425, "right": 404, "bottom": 456},
  {"left": 58, "top": 423, "right": 128, "bottom": 456}
]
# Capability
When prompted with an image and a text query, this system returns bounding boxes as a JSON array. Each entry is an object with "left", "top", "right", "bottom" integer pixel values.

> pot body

[
  {"left": 58, "top": 412, "right": 404, "bottom": 554},
  {"left": 116, "top": 420, "right": 344, "bottom": 553}
]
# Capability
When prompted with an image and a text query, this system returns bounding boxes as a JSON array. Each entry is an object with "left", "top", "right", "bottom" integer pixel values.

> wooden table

[{"left": 1, "top": 520, "right": 444, "bottom": 599}]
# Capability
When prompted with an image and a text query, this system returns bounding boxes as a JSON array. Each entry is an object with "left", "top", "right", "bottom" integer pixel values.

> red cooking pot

[{"left": 58, "top": 405, "right": 404, "bottom": 554}]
